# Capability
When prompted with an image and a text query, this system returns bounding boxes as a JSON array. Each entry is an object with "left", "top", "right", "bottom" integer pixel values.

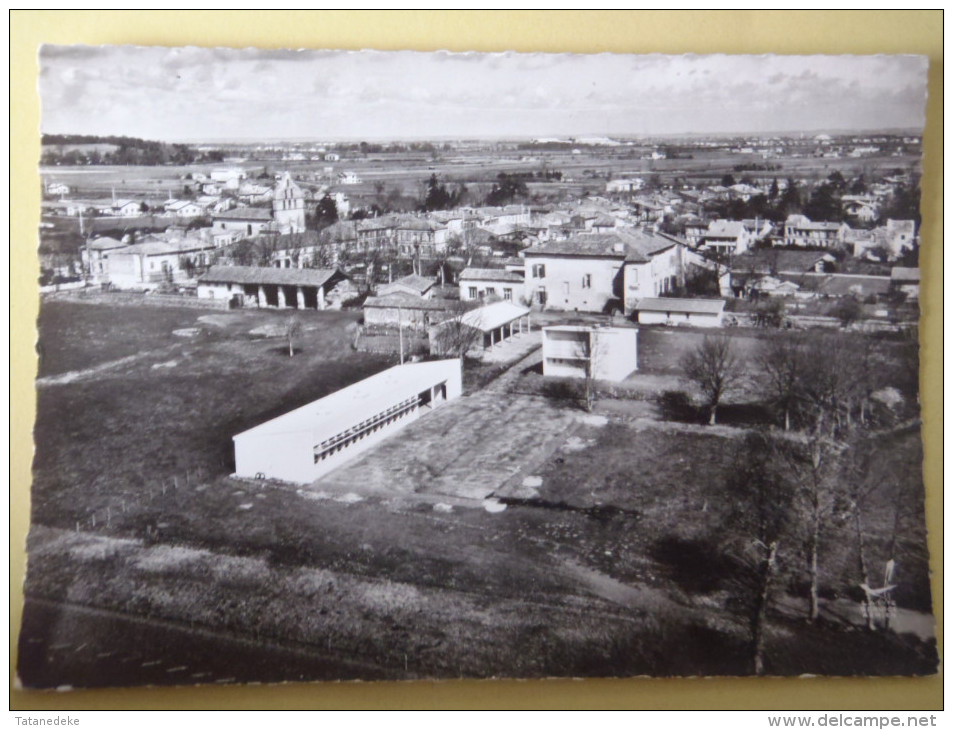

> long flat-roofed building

[
  {"left": 635, "top": 297, "right": 726, "bottom": 327},
  {"left": 233, "top": 359, "right": 462, "bottom": 484}
]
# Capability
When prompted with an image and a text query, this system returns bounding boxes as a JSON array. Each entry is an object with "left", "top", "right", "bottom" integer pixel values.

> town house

[{"left": 522, "top": 229, "right": 687, "bottom": 315}]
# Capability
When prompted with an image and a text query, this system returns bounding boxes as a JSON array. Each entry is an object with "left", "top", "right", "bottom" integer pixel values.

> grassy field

[
  {"left": 32, "top": 301, "right": 394, "bottom": 526},
  {"left": 20, "top": 299, "right": 936, "bottom": 686},
  {"left": 40, "top": 147, "right": 921, "bottom": 208}
]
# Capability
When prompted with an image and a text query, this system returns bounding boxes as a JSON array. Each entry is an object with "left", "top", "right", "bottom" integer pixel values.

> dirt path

[
  {"left": 36, "top": 352, "right": 153, "bottom": 387},
  {"left": 35, "top": 338, "right": 194, "bottom": 386}
]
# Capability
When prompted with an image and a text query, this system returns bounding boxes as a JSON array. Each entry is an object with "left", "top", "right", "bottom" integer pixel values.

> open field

[
  {"left": 32, "top": 301, "right": 393, "bottom": 525},
  {"left": 40, "top": 146, "right": 920, "bottom": 208},
  {"left": 21, "top": 299, "right": 936, "bottom": 686}
]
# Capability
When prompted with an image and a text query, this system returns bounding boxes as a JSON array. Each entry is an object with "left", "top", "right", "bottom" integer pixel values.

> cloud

[{"left": 38, "top": 46, "right": 929, "bottom": 139}]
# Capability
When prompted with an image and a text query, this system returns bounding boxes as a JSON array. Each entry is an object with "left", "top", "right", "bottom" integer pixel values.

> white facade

[
  {"left": 524, "top": 254, "right": 623, "bottom": 312},
  {"left": 635, "top": 297, "right": 725, "bottom": 328},
  {"left": 458, "top": 268, "right": 524, "bottom": 302},
  {"left": 542, "top": 326, "right": 638, "bottom": 382},
  {"left": 622, "top": 244, "right": 685, "bottom": 309},
  {"left": 233, "top": 359, "right": 463, "bottom": 484},
  {"left": 273, "top": 172, "right": 306, "bottom": 234}
]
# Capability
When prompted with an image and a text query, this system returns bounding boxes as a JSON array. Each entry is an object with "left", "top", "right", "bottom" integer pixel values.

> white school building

[
  {"left": 233, "top": 359, "right": 462, "bottom": 484},
  {"left": 542, "top": 326, "right": 638, "bottom": 382}
]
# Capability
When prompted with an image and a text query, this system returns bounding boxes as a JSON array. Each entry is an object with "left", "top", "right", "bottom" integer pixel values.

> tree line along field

[
  {"left": 40, "top": 145, "right": 921, "bottom": 210},
  {"left": 20, "top": 300, "right": 936, "bottom": 685}
]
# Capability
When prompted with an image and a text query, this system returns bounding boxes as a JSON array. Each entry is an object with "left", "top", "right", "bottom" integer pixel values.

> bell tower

[{"left": 273, "top": 172, "right": 306, "bottom": 234}]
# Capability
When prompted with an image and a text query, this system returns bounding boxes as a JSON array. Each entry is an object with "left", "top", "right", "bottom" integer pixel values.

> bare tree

[
  {"left": 724, "top": 430, "right": 796, "bottom": 674},
  {"left": 758, "top": 331, "right": 808, "bottom": 431},
  {"left": 578, "top": 329, "right": 610, "bottom": 413},
  {"left": 430, "top": 299, "right": 482, "bottom": 359},
  {"left": 681, "top": 333, "right": 744, "bottom": 425},
  {"left": 781, "top": 435, "right": 844, "bottom": 623}
]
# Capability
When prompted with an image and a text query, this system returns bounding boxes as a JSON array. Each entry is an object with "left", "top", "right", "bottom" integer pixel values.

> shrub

[
  {"left": 542, "top": 378, "right": 584, "bottom": 403},
  {"left": 657, "top": 390, "right": 697, "bottom": 422}
]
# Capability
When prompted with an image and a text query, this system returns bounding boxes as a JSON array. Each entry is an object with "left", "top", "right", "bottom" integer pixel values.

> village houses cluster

[{"left": 45, "top": 151, "right": 920, "bottom": 351}]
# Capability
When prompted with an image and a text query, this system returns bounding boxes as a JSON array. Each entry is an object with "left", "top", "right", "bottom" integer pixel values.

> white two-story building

[{"left": 521, "top": 229, "right": 688, "bottom": 316}]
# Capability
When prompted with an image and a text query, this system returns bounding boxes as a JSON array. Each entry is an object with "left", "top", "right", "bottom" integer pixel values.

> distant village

[{"left": 40, "top": 133, "right": 922, "bottom": 353}]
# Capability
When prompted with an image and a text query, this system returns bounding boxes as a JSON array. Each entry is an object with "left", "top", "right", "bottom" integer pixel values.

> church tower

[{"left": 273, "top": 172, "right": 306, "bottom": 234}]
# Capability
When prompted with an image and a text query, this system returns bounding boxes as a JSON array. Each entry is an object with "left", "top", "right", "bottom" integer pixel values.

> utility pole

[{"left": 397, "top": 306, "right": 404, "bottom": 364}]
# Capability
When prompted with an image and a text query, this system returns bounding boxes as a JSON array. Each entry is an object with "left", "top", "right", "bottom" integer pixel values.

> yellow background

[{"left": 10, "top": 10, "right": 943, "bottom": 710}]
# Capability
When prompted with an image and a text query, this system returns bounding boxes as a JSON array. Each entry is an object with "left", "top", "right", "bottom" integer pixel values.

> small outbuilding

[
  {"left": 363, "top": 292, "right": 449, "bottom": 330},
  {"left": 635, "top": 297, "right": 726, "bottom": 327},
  {"left": 429, "top": 301, "right": 531, "bottom": 358},
  {"left": 890, "top": 267, "right": 920, "bottom": 301},
  {"left": 458, "top": 267, "right": 525, "bottom": 302},
  {"left": 233, "top": 359, "right": 462, "bottom": 484},
  {"left": 542, "top": 325, "right": 638, "bottom": 381}
]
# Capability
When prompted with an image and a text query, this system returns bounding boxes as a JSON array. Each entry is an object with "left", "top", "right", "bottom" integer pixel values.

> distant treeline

[{"left": 41, "top": 134, "right": 225, "bottom": 166}]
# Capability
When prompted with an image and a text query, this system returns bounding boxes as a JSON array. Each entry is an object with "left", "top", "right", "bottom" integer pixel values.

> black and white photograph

[{"left": 18, "top": 45, "right": 936, "bottom": 690}]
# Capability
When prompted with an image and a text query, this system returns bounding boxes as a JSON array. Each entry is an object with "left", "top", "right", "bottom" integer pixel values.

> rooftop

[
  {"left": 458, "top": 267, "right": 524, "bottom": 283},
  {"left": 635, "top": 297, "right": 726, "bottom": 314},
  {"left": 456, "top": 301, "right": 531, "bottom": 332},
  {"left": 379, "top": 274, "right": 436, "bottom": 295},
  {"left": 778, "top": 272, "right": 891, "bottom": 296},
  {"left": 363, "top": 293, "right": 448, "bottom": 310},
  {"left": 198, "top": 265, "right": 340, "bottom": 288},
  {"left": 86, "top": 236, "right": 127, "bottom": 251},
  {"left": 213, "top": 207, "right": 274, "bottom": 222},
  {"left": 233, "top": 359, "right": 461, "bottom": 442},
  {"left": 707, "top": 220, "right": 746, "bottom": 238},
  {"left": 732, "top": 250, "right": 834, "bottom": 274},
  {"left": 524, "top": 229, "right": 681, "bottom": 263},
  {"left": 891, "top": 267, "right": 920, "bottom": 282}
]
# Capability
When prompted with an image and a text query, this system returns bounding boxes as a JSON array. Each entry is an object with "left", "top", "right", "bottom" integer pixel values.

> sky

[{"left": 39, "top": 46, "right": 929, "bottom": 142}]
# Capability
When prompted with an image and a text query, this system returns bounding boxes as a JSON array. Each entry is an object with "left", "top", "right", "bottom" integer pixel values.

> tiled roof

[
  {"left": 363, "top": 293, "right": 448, "bottom": 310},
  {"left": 523, "top": 230, "right": 681, "bottom": 263},
  {"left": 198, "top": 265, "right": 340, "bottom": 287},
  {"left": 378, "top": 274, "right": 435, "bottom": 295},
  {"left": 398, "top": 218, "right": 438, "bottom": 231},
  {"left": 86, "top": 236, "right": 126, "bottom": 251},
  {"left": 707, "top": 220, "right": 745, "bottom": 238},
  {"left": 778, "top": 273, "right": 891, "bottom": 296},
  {"left": 213, "top": 206, "right": 274, "bottom": 222},
  {"left": 458, "top": 267, "right": 524, "bottom": 283},
  {"left": 111, "top": 237, "right": 216, "bottom": 256},
  {"left": 732, "top": 250, "right": 832, "bottom": 274}
]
